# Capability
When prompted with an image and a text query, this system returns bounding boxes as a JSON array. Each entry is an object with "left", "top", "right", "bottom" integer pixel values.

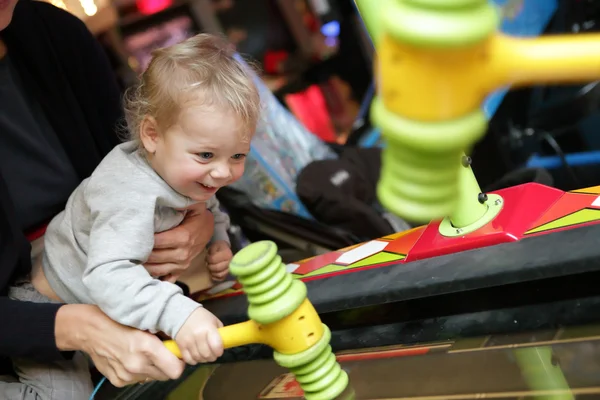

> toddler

[{"left": 7, "top": 33, "right": 260, "bottom": 399}]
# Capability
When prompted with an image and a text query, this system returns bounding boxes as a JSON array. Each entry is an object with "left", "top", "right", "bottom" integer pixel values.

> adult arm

[
  {"left": 55, "top": 304, "right": 185, "bottom": 386},
  {"left": 0, "top": 297, "right": 63, "bottom": 360},
  {"left": 0, "top": 293, "right": 187, "bottom": 385},
  {"left": 42, "top": 1, "right": 124, "bottom": 146},
  {"left": 0, "top": 174, "right": 64, "bottom": 360},
  {"left": 0, "top": 285, "right": 185, "bottom": 385}
]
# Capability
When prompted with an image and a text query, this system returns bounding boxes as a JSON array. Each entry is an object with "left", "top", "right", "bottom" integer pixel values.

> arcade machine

[
  {"left": 117, "top": 0, "right": 211, "bottom": 73},
  {"left": 100, "top": 0, "right": 600, "bottom": 399}
]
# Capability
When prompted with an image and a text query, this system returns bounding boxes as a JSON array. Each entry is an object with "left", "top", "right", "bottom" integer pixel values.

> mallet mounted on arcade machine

[
  {"left": 354, "top": 0, "right": 600, "bottom": 230},
  {"left": 353, "top": 0, "right": 600, "bottom": 397},
  {"left": 161, "top": 1, "right": 600, "bottom": 399}
]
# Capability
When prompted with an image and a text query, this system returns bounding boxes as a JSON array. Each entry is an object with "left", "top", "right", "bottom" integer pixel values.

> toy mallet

[{"left": 163, "top": 240, "right": 349, "bottom": 400}]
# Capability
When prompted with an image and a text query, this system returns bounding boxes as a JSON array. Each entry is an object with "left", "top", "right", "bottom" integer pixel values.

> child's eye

[
  {"left": 198, "top": 152, "right": 213, "bottom": 159},
  {"left": 231, "top": 154, "right": 246, "bottom": 160}
]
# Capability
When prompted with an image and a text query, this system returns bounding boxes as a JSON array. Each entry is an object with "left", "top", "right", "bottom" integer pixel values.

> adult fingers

[
  {"left": 119, "top": 353, "right": 173, "bottom": 382},
  {"left": 153, "top": 226, "right": 191, "bottom": 249},
  {"left": 98, "top": 363, "right": 126, "bottom": 388},
  {"left": 147, "top": 247, "right": 191, "bottom": 264},
  {"left": 145, "top": 263, "right": 182, "bottom": 278},
  {"left": 142, "top": 365, "right": 172, "bottom": 382},
  {"left": 162, "top": 273, "right": 180, "bottom": 283},
  {"left": 154, "top": 211, "right": 214, "bottom": 250},
  {"left": 95, "top": 351, "right": 145, "bottom": 388},
  {"left": 146, "top": 339, "right": 186, "bottom": 380},
  {"left": 109, "top": 360, "right": 138, "bottom": 387},
  {"left": 146, "top": 249, "right": 174, "bottom": 264}
]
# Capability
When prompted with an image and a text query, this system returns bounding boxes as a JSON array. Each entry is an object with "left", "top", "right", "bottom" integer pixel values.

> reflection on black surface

[{"left": 112, "top": 323, "right": 600, "bottom": 400}]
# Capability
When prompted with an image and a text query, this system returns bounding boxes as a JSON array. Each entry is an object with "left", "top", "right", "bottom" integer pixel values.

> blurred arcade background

[
  {"left": 34, "top": 0, "right": 600, "bottom": 257},
  {"left": 53, "top": 0, "right": 372, "bottom": 145}
]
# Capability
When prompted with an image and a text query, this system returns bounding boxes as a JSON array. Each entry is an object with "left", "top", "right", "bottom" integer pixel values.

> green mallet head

[{"left": 230, "top": 241, "right": 349, "bottom": 400}]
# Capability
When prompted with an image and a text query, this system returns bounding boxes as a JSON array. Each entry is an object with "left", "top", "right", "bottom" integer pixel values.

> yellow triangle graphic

[
  {"left": 299, "top": 264, "right": 344, "bottom": 278},
  {"left": 526, "top": 208, "right": 600, "bottom": 234},
  {"left": 348, "top": 251, "right": 404, "bottom": 268},
  {"left": 572, "top": 185, "right": 600, "bottom": 195},
  {"left": 296, "top": 252, "right": 405, "bottom": 278}
]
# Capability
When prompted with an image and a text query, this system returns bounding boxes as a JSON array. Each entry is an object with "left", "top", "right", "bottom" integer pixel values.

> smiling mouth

[{"left": 199, "top": 183, "right": 217, "bottom": 190}]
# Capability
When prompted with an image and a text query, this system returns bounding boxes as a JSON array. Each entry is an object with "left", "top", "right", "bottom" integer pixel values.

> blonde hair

[{"left": 124, "top": 33, "right": 260, "bottom": 144}]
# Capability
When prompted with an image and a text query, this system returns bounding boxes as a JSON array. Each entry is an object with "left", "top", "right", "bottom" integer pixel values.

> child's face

[{"left": 150, "top": 103, "right": 251, "bottom": 202}]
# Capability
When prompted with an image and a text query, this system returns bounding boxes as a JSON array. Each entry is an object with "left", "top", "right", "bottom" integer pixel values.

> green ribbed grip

[
  {"left": 383, "top": 0, "right": 499, "bottom": 47},
  {"left": 232, "top": 241, "right": 350, "bottom": 398},
  {"left": 229, "top": 241, "right": 306, "bottom": 325},
  {"left": 274, "top": 325, "right": 348, "bottom": 400},
  {"left": 372, "top": 98, "right": 487, "bottom": 223}
]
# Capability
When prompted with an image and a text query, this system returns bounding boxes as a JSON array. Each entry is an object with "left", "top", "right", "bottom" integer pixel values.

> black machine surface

[
  {"left": 96, "top": 222, "right": 600, "bottom": 399},
  {"left": 107, "top": 319, "right": 600, "bottom": 399}
]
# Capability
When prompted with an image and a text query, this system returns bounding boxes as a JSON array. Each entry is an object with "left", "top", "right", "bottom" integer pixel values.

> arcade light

[
  {"left": 48, "top": 0, "right": 68, "bottom": 11},
  {"left": 136, "top": 0, "right": 173, "bottom": 16},
  {"left": 80, "top": 0, "right": 98, "bottom": 16},
  {"left": 44, "top": 0, "right": 105, "bottom": 17}
]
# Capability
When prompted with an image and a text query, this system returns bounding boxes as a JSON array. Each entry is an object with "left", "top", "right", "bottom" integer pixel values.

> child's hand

[
  {"left": 175, "top": 307, "right": 224, "bottom": 365},
  {"left": 206, "top": 241, "right": 232, "bottom": 281}
]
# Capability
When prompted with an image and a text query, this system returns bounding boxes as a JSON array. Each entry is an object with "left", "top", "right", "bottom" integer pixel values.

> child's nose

[{"left": 210, "top": 164, "right": 232, "bottom": 180}]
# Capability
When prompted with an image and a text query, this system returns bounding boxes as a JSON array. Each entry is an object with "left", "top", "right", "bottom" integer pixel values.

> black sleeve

[
  {"left": 0, "top": 2, "right": 118, "bottom": 361},
  {"left": 0, "top": 297, "right": 67, "bottom": 361},
  {"left": 71, "top": 12, "right": 125, "bottom": 145},
  {"left": 0, "top": 203, "right": 67, "bottom": 361},
  {"left": 38, "top": 1, "right": 124, "bottom": 150}
]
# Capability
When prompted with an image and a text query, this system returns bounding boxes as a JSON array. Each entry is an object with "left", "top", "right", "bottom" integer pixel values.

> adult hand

[
  {"left": 146, "top": 207, "right": 214, "bottom": 281},
  {"left": 55, "top": 304, "right": 185, "bottom": 387}
]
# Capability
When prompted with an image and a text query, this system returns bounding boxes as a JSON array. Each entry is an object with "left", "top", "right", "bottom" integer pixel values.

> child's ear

[{"left": 140, "top": 115, "right": 160, "bottom": 154}]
